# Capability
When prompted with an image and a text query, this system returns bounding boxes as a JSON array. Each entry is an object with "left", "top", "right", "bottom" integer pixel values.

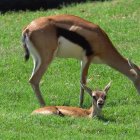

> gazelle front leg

[{"left": 80, "top": 56, "right": 92, "bottom": 107}]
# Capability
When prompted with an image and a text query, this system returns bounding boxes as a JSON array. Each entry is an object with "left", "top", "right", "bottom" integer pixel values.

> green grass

[{"left": 0, "top": 0, "right": 140, "bottom": 139}]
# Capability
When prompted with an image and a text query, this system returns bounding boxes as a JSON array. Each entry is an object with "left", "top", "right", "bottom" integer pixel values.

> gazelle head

[
  {"left": 81, "top": 82, "right": 111, "bottom": 109},
  {"left": 128, "top": 60, "right": 140, "bottom": 94}
]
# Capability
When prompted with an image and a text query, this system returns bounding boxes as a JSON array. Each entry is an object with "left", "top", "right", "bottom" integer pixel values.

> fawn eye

[{"left": 93, "top": 96, "right": 97, "bottom": 101}]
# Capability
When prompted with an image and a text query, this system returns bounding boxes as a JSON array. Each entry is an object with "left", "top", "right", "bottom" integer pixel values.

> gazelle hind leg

[
  {"left": 25, "top": 36, "right": 46, "bottom": 106},
  {"left": 29, "top": 54, "right": 54, "bottom": 107},
  {"left": 25, "top": 30, "right": 58, "bottom": 106}
]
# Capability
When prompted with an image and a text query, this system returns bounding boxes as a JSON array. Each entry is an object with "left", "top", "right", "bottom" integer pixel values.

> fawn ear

[
  {"left": 80, "top": 82, "right": 92, "bottom": 97},
  {"left": 104, "top": 81, "right": 112, "bottom": 94}
]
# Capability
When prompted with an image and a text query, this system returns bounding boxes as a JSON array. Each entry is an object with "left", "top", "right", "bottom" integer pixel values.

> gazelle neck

[
  {"left": 89, "top": 102, "right": 101, "bottom": 118},
  {"left": 104, "top": 45, "right": 135, "bottom": 82}
]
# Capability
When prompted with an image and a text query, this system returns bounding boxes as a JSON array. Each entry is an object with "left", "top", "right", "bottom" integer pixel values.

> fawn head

[{"left": 81, "top": 82, "right": 111, "bottom": 109}]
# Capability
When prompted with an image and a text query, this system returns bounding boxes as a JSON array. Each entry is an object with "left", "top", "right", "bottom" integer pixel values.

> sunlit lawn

[{"left": 0, "top": 0, "right": 140, "bottom": 139}]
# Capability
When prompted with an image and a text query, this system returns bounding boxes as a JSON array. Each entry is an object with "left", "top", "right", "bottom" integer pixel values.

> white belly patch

[{"left": 56, "top": 36, "right": 85, "bottom": 60}]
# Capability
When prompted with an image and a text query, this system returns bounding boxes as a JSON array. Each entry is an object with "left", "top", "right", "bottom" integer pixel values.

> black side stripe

[{"left": 56, "top": 27, "right": 93, "bottom": 56}]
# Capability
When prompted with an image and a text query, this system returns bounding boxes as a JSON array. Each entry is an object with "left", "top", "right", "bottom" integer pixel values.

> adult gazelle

[{"left": 22, "top": 15, "right": 140, "bottom": 107}]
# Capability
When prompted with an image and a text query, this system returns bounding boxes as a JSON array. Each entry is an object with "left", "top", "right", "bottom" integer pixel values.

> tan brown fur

[{"left": 32, "top": 106, "right": 91, "bottom": 117}]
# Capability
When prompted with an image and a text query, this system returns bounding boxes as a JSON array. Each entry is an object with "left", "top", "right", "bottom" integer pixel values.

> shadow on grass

[
  {"left": 98, "top": 115, "right": 116, "bottom": 123},
  {"left": 0, "top": 0, "right": 112, "bottom": 14}
]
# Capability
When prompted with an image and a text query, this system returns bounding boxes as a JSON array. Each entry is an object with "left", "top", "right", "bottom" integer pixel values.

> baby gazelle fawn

[{"left": 32, "top": 82, "right": 111, "bottom": 118}]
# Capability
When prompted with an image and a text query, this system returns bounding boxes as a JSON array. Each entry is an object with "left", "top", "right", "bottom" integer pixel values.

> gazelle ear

[
  {"left": 104, "top": 81, "right": 112, "bottom": 94},
  {"left": 80, "top": 82, "right": 92, "bottom": 97}
]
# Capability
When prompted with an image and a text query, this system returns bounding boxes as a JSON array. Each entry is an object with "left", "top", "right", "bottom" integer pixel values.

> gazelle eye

[{"left": 93, "top": 96, "right": 97, "bottom": 101}]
